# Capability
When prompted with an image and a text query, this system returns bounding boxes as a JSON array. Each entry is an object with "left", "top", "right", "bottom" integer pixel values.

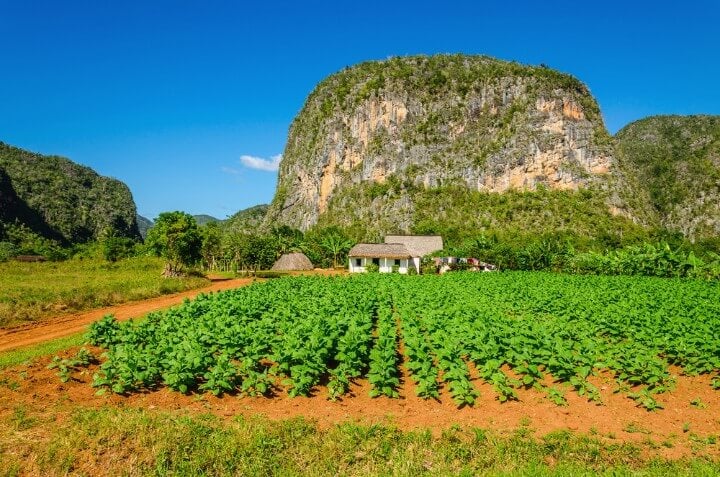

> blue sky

[{"left": 1, "top": 1, "right": 719, "bottom": 220}]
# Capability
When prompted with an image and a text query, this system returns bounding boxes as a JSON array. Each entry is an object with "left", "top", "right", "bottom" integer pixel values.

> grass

[
  {"left": 0, "top": 332, "right": 86, "bottom": 370},
  {"left": 0, "top": 407, "right": 718, "bottom": 476},
  {"left": 0, "top": 256, "right": 209, "bottom": 327}
]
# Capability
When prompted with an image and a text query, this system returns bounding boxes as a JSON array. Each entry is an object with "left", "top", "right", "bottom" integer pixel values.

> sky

[{"left": 1, "top": 1, "right": 719, "bottom": 221}]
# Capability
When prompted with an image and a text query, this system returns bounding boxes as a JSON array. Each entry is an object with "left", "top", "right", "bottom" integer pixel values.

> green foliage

[
  {"left": 254, "top": 271, "right": 288, "bottom": 279},
  {"left": 200, "top": 222, "right": 223, "bottom": 269},
  {"left": 47, "top": 348, "right": 97, "bottom": 383},
  {"left": 616, "top": 116, "right": 720, "bottom": 217},
  {"left": 87, "top": 273, "right": 720, "bottom": 411},
  {"left": 364, "top": 263, "right": 379, "bottom": 273},
  {"left": 367, "top": 291, "right": 400, "bottom": 398},
  {"left": 569, "top": 242, "right": 720, "bottom": 279},
  {"left": 245, "top": 234, "right": 280, "bottom": 270},
  {"left": 0, "top": 141, "right": 140, "bottom": 244},
  {"left": 320, "top": 182, "right": 653, "bottom": 251},
  {"left": 2, "top": 222, "right": 68, "bottom": 260},
  {"left": 301, "top": 226, "right": 355, "bottom": 269},
  {"left": 6, "top": 407, "right": 719, "bottom": 476},
  {"left": 145, "top": 211, "right": 203, "bottom": 275},
  {"left": 0, "top": 240, "right": 17, "bottom": 262},
  {"left": 102, "top": 236, "right": 137, "bottom": 262},
  {"left": 87, "top": 315, "right": 122, "bottom": 347}
]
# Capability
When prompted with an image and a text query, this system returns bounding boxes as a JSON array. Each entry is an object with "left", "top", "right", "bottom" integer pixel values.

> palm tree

[{"left": 319, "top": 233, "right": 354, "bottom": 268}]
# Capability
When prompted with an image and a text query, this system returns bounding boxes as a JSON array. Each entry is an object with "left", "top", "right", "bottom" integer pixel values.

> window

[
  {"left": 394, "top": 259, "right": 401, "bottom": 266},
  {"left": 355, "top": 258, "right": 362, "bottom": 266},
  {"left": 372, "top": 258, "right": 380, "bottom": 266}
]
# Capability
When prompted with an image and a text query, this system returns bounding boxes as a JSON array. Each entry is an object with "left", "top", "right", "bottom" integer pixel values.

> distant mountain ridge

[
  {"left": 224, "top": 204, "right": 268, "bottom": 233},
  {"left": 137, "top": 214, "right": 225, "bottom": 239},
  {"left": 193, "top": 214, "right": 221, "bottom": 226},
  {"left": 0, "top": 141, "right": 140, "bottom": 244},
  {"left": 136, "top": 215, "right": 154, "bottom": 239}
]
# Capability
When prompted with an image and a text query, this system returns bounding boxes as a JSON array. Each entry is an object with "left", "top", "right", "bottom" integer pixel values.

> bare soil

[{"left": 1, "top": 348, "right": 718, "bottom": 460}]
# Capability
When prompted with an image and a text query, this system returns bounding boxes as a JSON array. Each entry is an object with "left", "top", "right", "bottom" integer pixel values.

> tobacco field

[{"left": 86, "top": 272, "right": 720, "bottom": 409}]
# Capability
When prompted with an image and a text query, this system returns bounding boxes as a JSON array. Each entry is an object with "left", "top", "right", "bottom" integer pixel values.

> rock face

[
  {"left": 0, "top": 141, "right": 141, "bottom": 244},
  {"left": 614, "top": 115, "right": 720, "bottom": 240},
  {"left": 265, "top": 55, "right": 615, "bottom": 232}
]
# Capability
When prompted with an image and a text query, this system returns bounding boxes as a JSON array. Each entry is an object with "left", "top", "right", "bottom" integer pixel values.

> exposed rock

[{"left": 264, "top": 55, "right": 615, "bottom": 232}]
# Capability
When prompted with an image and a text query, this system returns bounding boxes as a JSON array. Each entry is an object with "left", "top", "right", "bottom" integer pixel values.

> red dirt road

[{"left": 0, "top": 277, "right": 256, "bottom": 352}]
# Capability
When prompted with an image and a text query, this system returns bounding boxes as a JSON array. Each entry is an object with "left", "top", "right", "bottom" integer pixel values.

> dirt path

[{"left": 0, "top": 277, "right": 257, "bottom": 352}]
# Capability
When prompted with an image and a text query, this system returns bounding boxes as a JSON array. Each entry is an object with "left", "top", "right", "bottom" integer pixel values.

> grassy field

[
  {"left": 1, "top": 406, "right": 718, "bottom": 476},
  {"left": 0, "top": 257, "right": 208, "bottom": 328},
  {"left": 0, "top": 332, "right": 86, "bottom": 370},
  {"left": 1, "top": 272, "right": 719, "bottom": 475}
]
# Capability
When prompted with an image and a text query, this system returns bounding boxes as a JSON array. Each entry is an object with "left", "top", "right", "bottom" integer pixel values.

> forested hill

[
  {"left": 0, "top": 142, "right": 140, "bottom": 244},
  {"left": 224, "top": 204, "right": 268, "bottom": 233},
  {"left": 614, "top": 115, "right": 720, "bottom": 241}
]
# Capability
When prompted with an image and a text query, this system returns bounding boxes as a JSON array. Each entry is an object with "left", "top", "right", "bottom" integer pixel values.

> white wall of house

[
  {"left": 348, "top": 257, "right": 414, "bottom": 274},
  {"left": 411, "top": 257, "right": 421, "bottom": 273},
  {"left": 349, "top": 256, "right": 365, "bottom": 273}
]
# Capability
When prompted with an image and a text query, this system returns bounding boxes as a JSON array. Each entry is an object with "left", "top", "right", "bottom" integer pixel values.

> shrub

[{"left": 365, "top": 263, "right": 379, "bottom": 273}]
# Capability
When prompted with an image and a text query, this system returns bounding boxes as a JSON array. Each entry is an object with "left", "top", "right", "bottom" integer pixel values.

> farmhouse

[{"left": 348, "top": 235, "right": 443, "bottom": 274}]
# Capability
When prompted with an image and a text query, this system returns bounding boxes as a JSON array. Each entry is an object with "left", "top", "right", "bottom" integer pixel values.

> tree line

[{"left": 0, "top": 211, "right": 357, "bottom": 274}]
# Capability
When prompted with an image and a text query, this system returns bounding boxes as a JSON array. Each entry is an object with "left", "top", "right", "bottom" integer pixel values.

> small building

[
  {"left": 384, "top": 235, "right": 443, "bottom": 273},
  {"left": 348, "top": 235, "right": 443, "bottom": 274},
  {"left": 271, "top": 252, "right": 314, "bottom": 271}
]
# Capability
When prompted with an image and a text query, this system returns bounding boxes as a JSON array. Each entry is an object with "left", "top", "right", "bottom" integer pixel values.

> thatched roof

[
  {"left": 14, "top": 255, "right": 47, "bottom": 263},
  {"left": 348, "top": 243, "right": 412, "bottom": 259},
  {"left": 271, "top": 252, "right": 314, "bottom": 271},
  {"left": 384, "top": 235, "right": 443, "bottom": 257}
]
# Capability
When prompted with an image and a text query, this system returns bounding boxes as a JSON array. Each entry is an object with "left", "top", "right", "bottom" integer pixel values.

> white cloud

[
  {"left": 221, "top": 166, "right": 241, "bottom": 175},
  {"left": 239, "top": 154, "right": 282, "bottom": 172}
]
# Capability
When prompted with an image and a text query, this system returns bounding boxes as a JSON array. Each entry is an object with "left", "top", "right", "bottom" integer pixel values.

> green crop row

[{"left": 86, "top": 272, "right": 720, "bottom": 409}]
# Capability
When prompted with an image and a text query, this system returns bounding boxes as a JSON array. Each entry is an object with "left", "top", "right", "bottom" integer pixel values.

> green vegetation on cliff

[
  {"left": 266, "top": 54, "right": 615, "bottom": 232},
  {"left": 615, "top": 115, "right": 720, "bottom": 240},
  {"left": 318, "top": 180, "right": 649, "bottom": 248},
  {"left": 0, "top": 142, "right": 140, "bottom": 246},
  {"left": 299, "top": 54, "right": 610, "bottom": 153},
  {"left": 224, "top": 204, "right": 268, "bottom": 233}
]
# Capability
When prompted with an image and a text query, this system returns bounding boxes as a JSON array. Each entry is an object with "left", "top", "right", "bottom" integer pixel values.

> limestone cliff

[{"left": 265, "top": 55, "right": 617, "bottom": 232}]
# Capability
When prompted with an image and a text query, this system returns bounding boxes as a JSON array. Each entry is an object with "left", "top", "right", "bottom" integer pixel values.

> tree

[
  {"left": 271, "top": 225, "right": 304, "bottom": 256},
  {"left": 316, "top": 227, "right": 354, "bottom": 268},
  {"left": 200, "top": 222, "right": 223, "bottom": 270},
  {"left": 245, "top": 235, "right": 279, "bottom": 270},
  {"left": 145, "top": 211, "right": 202, "bottom": 276},
  {"left": 102, "top": 235, "right": 136, "bottom": 262}
]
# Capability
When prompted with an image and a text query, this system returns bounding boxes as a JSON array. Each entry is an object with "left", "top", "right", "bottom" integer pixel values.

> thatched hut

[{"left": 271, "top": 252, "right": 314, "bottom": 271}]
